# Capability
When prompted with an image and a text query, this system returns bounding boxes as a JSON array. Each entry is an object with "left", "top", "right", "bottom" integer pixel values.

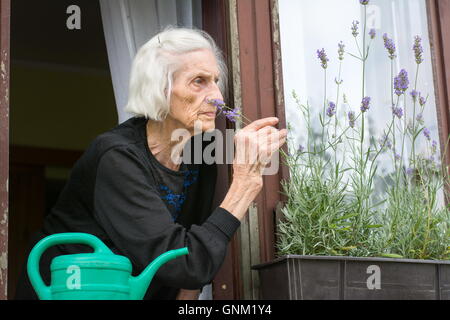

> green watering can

[{"left": 27, "top": 233, "right": 189, "bottom": 300}]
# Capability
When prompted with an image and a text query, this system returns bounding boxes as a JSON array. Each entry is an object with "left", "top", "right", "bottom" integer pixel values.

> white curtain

[
  {"left": 278, "top": 0, "right": 442, "bottom": 203},
  {"left": 279, "top": 0, "right": 438, "bottom": 156},
  {"left": 99, "top": 0, "right": 212, "bottom": 300},
  {"left": 99, "top": 0, "right": 202, "bottom": 124}
]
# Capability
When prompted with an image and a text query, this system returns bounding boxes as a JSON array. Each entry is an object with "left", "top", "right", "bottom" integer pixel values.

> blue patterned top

[{"left": 158, "top": 169, "right": 199, "bottom": 221}]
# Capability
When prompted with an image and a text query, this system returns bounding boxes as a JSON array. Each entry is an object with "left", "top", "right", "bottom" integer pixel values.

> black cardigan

[{"left": 15, "top": 117, "right": 240, "bottom": 300}]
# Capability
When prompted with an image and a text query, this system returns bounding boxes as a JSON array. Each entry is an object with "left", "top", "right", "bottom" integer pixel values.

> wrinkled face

[{"left": 168, "top": 49, "right": 223, "bottom": 133}]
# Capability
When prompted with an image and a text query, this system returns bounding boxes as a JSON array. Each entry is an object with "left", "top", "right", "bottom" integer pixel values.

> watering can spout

[{"left": 129, "top": 247, "right": 189, "bottom": 300}]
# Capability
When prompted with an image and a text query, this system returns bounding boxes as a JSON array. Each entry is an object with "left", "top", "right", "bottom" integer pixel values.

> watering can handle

[{"left": 27, "top": 233, "right": 111, "bottom": 300}]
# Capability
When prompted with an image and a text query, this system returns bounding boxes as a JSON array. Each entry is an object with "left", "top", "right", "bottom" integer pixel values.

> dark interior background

[{"left": 8, "top": 0, "right": 117, "bottom": 298}]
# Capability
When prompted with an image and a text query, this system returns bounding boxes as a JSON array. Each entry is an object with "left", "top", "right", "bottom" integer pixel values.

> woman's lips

[{"left": 200, "top": 112, "right": 216, "bottom": 118}]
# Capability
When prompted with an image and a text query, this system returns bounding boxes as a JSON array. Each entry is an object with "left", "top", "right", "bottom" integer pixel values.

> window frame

[
  {"left": 0, "top": 0, "right": 10, "bottom": 301},
  {"left": 428, "top": 0, "right": 450, "bottom": 203},
  {"left": 1, "top": 0, "right": 449, "bottom": 300}
]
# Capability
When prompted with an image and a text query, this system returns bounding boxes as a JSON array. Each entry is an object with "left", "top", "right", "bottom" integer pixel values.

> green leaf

[
  {"left": 366, "top": 224, "right": 383, "bottom": 229},
  {"left": 380, "top": 253, "right": 404, "bottom": 259},
  {"left": 340, "top": 246, "right": 357, "bottom": 251},
  {"left": 336, "top": 213, "right": 358, "bottom": 221}
]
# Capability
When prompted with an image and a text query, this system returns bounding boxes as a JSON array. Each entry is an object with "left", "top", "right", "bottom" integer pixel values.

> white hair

[{"left": 124, "top": 26, "right": 228, "bottom": 120}]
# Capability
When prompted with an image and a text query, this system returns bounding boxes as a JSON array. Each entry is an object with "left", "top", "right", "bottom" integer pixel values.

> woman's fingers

[
  {"left": 258, "top": 131, "right": 287, "bottom": 164},
  {"left": 234, "top": 117, "right": 287, "bottom": 169},
  {"left": 243, "top": 117, "right": 279, "bottom": 132},
  {"left": 256, "top": 125, "right": 279, "bottom": 137}
]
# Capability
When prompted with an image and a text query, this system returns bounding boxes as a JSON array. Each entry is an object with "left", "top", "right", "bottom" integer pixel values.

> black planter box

[{"left": 252, "top": 255, "right": 450, "bottom": 300}]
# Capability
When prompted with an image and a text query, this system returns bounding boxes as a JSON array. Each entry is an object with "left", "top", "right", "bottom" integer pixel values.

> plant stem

[
  {"left": 392, "top": 95, "right": 402, "bottom": 185},
  {"left": 321, "top": 68, "right": 327, "bottom": 160},
  {"left": 335, "top": 61, "right": 343, "bottom": 167},
  {"left": 391, "top": 60, "right": 397, "bottom": 175},
  {"left": 399, "top": 93, "right": 408, "bottom": 183},
  {"left": 368, "top": 118, "right": 395, "bottom": 180},
  {"left": 390, "top": 60, "right": 394, "bottom": 108},
  {"left": 362, "top": 6, "right": 367, "bottom": 99},
  {"left": 354, "top": 37, "right": 363, "bottom": 59},
  {"left": 411, "top": 63, "right": 420, "bottom": 169},
  {"left": 304, "top": 112, "right": 363, "bottom": 157},
  {"left": 361, "top": 4, "right": 367, "bottom": 206},
  {"left": 354, "top": 4, "right": 368, "bottom": 241},
  {"left": 360, "top": 4, "right": 367, "bottom": 168}
]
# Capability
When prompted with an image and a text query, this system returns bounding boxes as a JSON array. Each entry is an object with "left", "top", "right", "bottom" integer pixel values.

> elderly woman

[{"left": 15, "top": 27, "right": 287, "bottom": 300}]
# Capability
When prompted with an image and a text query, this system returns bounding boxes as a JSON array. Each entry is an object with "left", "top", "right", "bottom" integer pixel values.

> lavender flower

[
  {"left": 327, "top": 101, "right": 336, "bottom": 117},
  {"left": 410, "top": 89, "right": 419, "bottom": 102},
  {"left": 369, "top": 28, "right": 376, "bottom": 39},
  {"left": 419, "top": 94, "right": 427, "bottom": 107},
  {"left": 406, "top": 167, "right": 414, "bottom": 176},
  {"left": 416, "top": 112, "right": 424, "bottom": 125},
  {"left": 431, "top": 140, "right": 438, "bottom": 155},
  {"left": 383, "top": 33, "right": 397, "bottom": 59},
  {"left": 338, "top": 41, "right": 345, "bottom": 60},
  {"left": 395, "top": 153, "right": 401, "bottom": 161},
  {"left": 348, "top": 111, "right": 356, "bottom": 128},
  {"left": 378, "top": 133, "right": 392, "bottom": 150},
  {"left": 316, "top": 48, "right": 329, "bottom": 69},
  {"left": 298, "top": 145, "right": 305, "bottom": 153},
  {"left": 394, "top": 69, "right": 409, "bottom": 96},
  {"left": 206, "top": 98, "right": 241, "bottom": 122},
  {"left": 360, "top": 97, "right": 371, "bottom": 113},
  {"left": 423, "top": 127, "right": 431, "bottom": 141},
  {"left": 351, "top": 21, "right": 360, "bottom": 38},
  {"left": 360, "top": 0, "right": 369, "bottom": 4},
  {"left": 207, "top": 98, "right": 226, "bottom": 109},
  {"left": 223, "top": 107, "right": 242, "bottom": 122},
  {"left": 392, "top": 106, "right": 403, "bottom": 119},
  {"left": 413, "top": 35, "right": 424, "bottom": 65}
]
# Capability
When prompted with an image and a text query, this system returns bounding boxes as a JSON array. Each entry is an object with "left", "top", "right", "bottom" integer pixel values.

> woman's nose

[{"left": 209, "top": 85, "right": 223, "bottom": 101}]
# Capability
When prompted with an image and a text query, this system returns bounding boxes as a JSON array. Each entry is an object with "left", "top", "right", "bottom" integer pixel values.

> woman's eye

[{"left": 194, "top": 78, "right": 205, "bottom": 85}]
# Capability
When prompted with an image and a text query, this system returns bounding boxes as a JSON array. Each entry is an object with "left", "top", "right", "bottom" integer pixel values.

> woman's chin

[{"left": 192, "top": 118, "right": 216, "bottom": 132}]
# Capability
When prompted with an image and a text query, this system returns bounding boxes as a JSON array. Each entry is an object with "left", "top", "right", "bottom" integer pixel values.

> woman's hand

[
  {"left": 220, "top": 117, "right": 287, "bottom": 221},
  {"left": 233, "top": 117, "right": 287, "bottom": 182}
]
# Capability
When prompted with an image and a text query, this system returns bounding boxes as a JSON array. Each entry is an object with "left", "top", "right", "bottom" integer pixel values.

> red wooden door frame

[
  {"left": 202, "top": 0, "right": 288, "bottom": 300},
  {"left": 235, "top": 0, "right": 287, "bottom": 266},
  {"left": 203, "top": 0, "right": 288, "bottom": 299},
  {"left": 0, "top": 0, "right": 10, "bottom": 301},
  {"left": 202, "top": 0, "right": 243, "bottom": 300},
  {"left": 428, "top": 0, "right": 450, "bottom": 194}
]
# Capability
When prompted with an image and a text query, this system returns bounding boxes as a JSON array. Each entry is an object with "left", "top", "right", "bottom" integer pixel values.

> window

[{"left": 279, "top": 0, "right": 443, "bottom": 203}]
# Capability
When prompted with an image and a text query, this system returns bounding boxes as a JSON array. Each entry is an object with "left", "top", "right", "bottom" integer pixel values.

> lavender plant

[
  {"left": 277, "top": 0, "right": 450, "bottom": 260},
  {"left": 206, "top": 98, "right": 248, "bottom": 124}
]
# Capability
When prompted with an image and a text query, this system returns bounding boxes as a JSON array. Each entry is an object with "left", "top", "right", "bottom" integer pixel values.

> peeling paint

[
  {"left": 0, "top": 3, "right": 11, "bottom": 301},
  {"left": 270, "top": 0, "right": 285, "bottom": 110},
  {"left": 0, "top": 252, "right": 6, "bottom": 285},
  {"left": 0, "top": 253, "right": 6, "bottom": 299},
  {"left": 0, "top": 252, "right": 6, "bottom": 270},
  {"left": 0, "top": 211, "right": 6, "bottom": 225},
  {"left": 229, "top": 0, "right": 243, "bottom": 130},
  {"left": 0, "top": 60, "right": 5, "bottom": 80}
]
